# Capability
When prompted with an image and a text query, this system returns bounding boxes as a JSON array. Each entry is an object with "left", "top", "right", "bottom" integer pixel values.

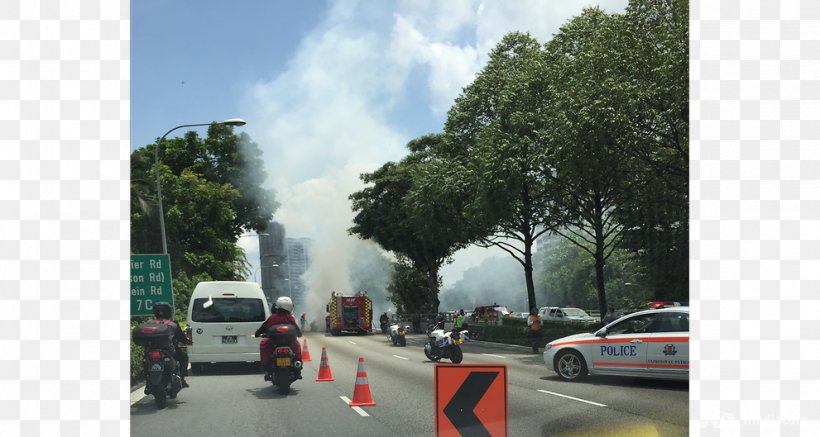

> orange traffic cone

[
  {"left": 302, "top": 338, "right": 312, "bottom": 362},
  {"left": 315, "top": 347, "right": 334, "bottom": 381},
  {"left": 348, "top": 357, "right": 376, "bottom": 406}
]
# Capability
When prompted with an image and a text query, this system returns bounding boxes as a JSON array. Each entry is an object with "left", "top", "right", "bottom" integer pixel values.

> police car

[{"left": 543, "top": 307, "right": 688, "bottom": 382}]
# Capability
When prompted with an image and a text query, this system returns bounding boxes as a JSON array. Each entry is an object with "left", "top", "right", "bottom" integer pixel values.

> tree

[
  {"left": 608, "top": 0, "right": 689, "bottom": 297},
  {"left": 542, "top": 8, "right": 640, "bottom": 320},
  {"left": 443, "top": 32, "right": 556, "bottom": 313},
  {"left": 386, "top": 256, "right": 436, "bottom": 315},
  {"left": 130, "top": 124, "right": 278, "bottom": 284},
  {"left": 349, "top": 135, "right": 473, "bottom": 312}
]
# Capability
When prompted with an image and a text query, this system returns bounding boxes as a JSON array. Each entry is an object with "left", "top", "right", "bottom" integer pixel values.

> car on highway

[
  {"left": 543, "top": 307, "right": 689, "bottom": 382},
  {"left": 538, "top": 306, "right": 598, "bottom": 323}
]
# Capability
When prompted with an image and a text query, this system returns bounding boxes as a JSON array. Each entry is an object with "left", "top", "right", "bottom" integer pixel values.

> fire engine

[{"left": 326, "top": 290, "right": 373, "bottom": 336}]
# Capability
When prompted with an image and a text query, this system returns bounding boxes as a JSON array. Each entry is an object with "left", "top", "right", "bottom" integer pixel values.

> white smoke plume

[{"left": 236, "top": 0, "right": 630, "bottom": 323}]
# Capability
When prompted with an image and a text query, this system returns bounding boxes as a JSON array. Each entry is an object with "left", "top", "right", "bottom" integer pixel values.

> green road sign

[{"left": 131, "top": 254, "right": 173, "bottom": 317}]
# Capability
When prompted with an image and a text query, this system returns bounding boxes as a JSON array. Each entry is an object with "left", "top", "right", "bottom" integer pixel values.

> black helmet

[{"left": 152, "top": 301, "right": 173, "bottom": 319}]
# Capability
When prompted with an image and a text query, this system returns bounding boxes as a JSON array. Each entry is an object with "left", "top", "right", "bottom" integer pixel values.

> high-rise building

[
  {"left": 284, "top": 237, "right": 312, "bottom": 308},
  {"left": 259, "top": 221, "right": 286, "bottom": 305}
]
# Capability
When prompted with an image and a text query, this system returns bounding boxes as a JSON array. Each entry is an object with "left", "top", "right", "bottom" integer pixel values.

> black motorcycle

[
  {"left": 259, "top": 324, "right": 302, "bottom": 395},
  {"left": 132, "top": 322, "right": 183, "bottom": 409}
]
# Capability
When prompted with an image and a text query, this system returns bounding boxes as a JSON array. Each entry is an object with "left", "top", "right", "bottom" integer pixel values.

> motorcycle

[
  {"left": 424, "top": 323, "right": 470, "bottom": 364},
  {"left": 132, "top": 322, "right": 183, "bottom": 409},
  {"left": 259, "top": 324, "right": 302, "bottom": 395},
  {"left": 386, "top": 323, "right": 410, "bottom": 346}
]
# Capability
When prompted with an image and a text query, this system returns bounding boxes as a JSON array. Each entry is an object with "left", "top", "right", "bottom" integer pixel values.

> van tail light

[
  {"left": 275, "top": 347, "right": 291, "bottom": 355},
  {"left": 149, "top": 351, "right": 162, "bottom": 362}
]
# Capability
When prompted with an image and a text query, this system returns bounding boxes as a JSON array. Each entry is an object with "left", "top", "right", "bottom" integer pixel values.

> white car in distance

[{"left": 538, "top": 307, "right": 598, "bottom": 323}]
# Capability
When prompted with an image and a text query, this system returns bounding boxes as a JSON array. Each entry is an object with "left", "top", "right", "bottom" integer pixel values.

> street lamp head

[{"left": 222, "top": 118, "right": 247, "bottom": 127}]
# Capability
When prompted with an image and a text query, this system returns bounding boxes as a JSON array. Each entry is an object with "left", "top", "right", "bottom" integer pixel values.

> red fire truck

[{"left": 326, "top": 291, "right": 373, "bottom": 336}]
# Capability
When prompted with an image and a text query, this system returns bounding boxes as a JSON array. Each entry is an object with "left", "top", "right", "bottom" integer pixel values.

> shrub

[{"left": 478, "top": 320, "right": 604, "bottom": 347}]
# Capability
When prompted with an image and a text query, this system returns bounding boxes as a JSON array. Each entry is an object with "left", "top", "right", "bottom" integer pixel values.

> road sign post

[
  {"left": 131, "top": 254, "right": 173, "bottom": 317},
  {"left": 435, "top": 364, "right": 508, "bottom": 437}
]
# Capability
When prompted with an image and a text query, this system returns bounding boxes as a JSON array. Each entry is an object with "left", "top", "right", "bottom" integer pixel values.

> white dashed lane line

[
  {"left": 537, "top": 389, "right": 607, "bottom": 407},
  {"left": 340, "top": 396, "right": 370, "bottom": 416},
  {"left": 482, "top": 353, "right": 506, "bottom": 359},
  {"left": 348, "top": 340, "right": 357, "bottom": 345},
  {"left": 392, "top": 355, "right": 409, "bottom": 360}
]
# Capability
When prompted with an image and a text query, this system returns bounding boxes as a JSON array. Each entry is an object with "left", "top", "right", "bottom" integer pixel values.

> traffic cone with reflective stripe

[
  {"left": 348, "top": 357, "right": 376, "bottom": 406},
  {"left": 302, "top": 338, "right": 312, "bottom": 362},
  {"left": 315, "top": 347, "right": 334, "bottom": 381}
]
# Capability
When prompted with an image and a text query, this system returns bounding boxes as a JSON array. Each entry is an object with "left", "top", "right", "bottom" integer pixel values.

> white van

[{"left": 186, "top": 281, "right": 271, "bottom": 371}]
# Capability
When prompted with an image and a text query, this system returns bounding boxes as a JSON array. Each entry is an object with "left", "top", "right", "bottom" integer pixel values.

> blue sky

[{"left": 132, "top": 0, "right": 630, "bottom": 299}]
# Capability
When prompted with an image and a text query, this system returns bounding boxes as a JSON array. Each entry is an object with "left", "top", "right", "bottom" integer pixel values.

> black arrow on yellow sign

[{"left": 442, "top": 371, "right": 498, "bottom": 436}]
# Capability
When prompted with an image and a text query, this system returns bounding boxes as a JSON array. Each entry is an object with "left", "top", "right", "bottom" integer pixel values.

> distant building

[
  {"left": 285, "top": 238, "right": 312, "bottom": 308},
  {"left": 259, "top": 222, "right": 286, "bottom": 304}
]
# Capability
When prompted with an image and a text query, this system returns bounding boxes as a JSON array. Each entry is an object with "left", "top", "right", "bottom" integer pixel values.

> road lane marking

[
  {"left": 340, "top": 396, "right": 370, "bottom": 416},
  {"left": 537, "top": 390, "right": 607, "bottom": 407},
  {"left": 392, "top": 354, "right": 409, "bottom": 360},
  {"left": 348, "top": 340, "right": 357, "bottom": 345},
  {"left": 482, "top": 353, "right": 506, "bottom": 359}
]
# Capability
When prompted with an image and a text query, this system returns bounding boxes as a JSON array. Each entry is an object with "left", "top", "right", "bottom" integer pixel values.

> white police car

[{"left": 543, "top": 307, "right": 689, "bottom": 382}]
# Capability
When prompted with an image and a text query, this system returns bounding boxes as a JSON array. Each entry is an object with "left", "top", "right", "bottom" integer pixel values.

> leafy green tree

[
  {"left": 131, "top": 124, "right": 278, "bottom": 288},
  {"left": 608, "top": 0, "right": 689, "bottom": 298},
  {"left": 542, "top": 8, "right": 640, "bottom": 319},
  {"left": 386, "top": 256, "right": 436, "bottom": 315},
  {"left": 349, "top": 135, "right": 474, "bottom": 312},
  {"left": 443, "top": 32, "right": 556, "bottom": 313},
  {"left": 534, "top": 235, "right": 648, "bottom": 311}
]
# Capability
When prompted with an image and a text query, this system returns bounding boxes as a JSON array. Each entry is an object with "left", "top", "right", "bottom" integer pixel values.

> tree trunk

[
  {"left": 524, "top": 238, "right": 536, "bottom": 313},
  {"left": 594, "top": 199, "right": 608, "bottom": 322},
  {"left": 428, "top": 263, "right": 440, "bottom": 314}
]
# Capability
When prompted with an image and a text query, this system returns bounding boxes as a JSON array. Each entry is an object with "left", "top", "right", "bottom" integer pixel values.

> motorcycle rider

[
  {"left": 379, "top": 312, "right": 390, "bottom": 332},
  {"left": 255, "top": 296, "right": 302, "bottom": 380},
  {"left": 145, "top": 301, "right": 192, "bottom": 391}
]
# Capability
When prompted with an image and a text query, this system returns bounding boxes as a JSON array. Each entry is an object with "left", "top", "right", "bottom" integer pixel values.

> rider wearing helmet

[
  {"left": 255, "top": 296, "right": 303, "bottom": 380},
  {"left": 147, "top": 301, "right": 192, "bottom": 388}
]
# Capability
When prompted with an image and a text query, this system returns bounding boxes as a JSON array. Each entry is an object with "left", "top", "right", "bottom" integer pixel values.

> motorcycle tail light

[
  {"left": 275, "top": 347, "right": 291, "bottom": 354},
  {"left": 275, "top": 326, "right": 290, "bottom": 333},
  {"left": 149, "top": 351, "right": 162, "bottom": 362}
]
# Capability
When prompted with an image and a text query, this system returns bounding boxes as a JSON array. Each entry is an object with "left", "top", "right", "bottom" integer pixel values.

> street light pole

[
  {"left": 253, "top": 263, "right": 279, "bottom": 283},
  {"left": 154, "top": 118, "right": 247, "bottom": 254}
]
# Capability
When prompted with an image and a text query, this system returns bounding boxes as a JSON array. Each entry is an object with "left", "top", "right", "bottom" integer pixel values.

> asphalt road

[{"left": 131, "top": 331, "right": 688, "bottom": 437}]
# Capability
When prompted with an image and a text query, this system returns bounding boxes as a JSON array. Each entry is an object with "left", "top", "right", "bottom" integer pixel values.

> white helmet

[{"left": 275, "top": 296, "right": 294, "bottom": 313}]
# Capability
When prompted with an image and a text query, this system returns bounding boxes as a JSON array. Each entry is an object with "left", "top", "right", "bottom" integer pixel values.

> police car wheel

[{"left": 556, "top": 350, "right": 587, "bottom": 382}]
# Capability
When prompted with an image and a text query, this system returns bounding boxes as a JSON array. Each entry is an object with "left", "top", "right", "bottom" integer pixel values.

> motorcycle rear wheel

[
  {"left": 275, "top": 368, "right": 291, "bottom": 395},
  {"left": 392, "top": 335, "right": 398, "bottom": 345},
  {"left": 398, "top": 336, "right": 406, "bottom": 346},
  {"left": 153, "top": 385, "right": 167, "bottom": 409}
]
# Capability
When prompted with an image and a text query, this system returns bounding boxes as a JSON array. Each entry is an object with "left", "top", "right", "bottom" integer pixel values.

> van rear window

[{"left": 191, "top": 298, "right": 266, "bottom": 323}]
